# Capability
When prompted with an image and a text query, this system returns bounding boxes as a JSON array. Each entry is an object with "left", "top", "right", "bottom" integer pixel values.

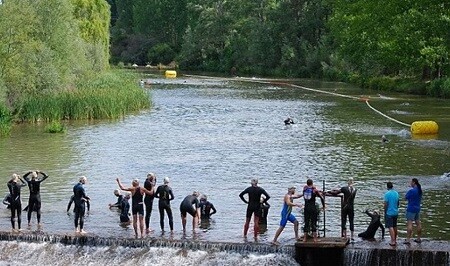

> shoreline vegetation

[{"left": 0, "top": 69, "right": 150, "bottom": 136}]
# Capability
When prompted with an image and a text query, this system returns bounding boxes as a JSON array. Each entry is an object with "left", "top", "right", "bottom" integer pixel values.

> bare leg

[
  {"left": 243, "top": 217, "right": 251, "bottom": 237},
  {"left": 253, "top": 215, "right": 260, "bottom": 239},
  {"left": 416, "top": 220, "right": 422, "bottom": 241},
  {"left": 139, "top": 215, "right": 144, "bottom": 238},
  {"left": 272, "top": 226, "right": 285, "bottom": 244},
  {"left": 132, "top": 214, "right": 138, "bottom": 238},
  {"left": 192, "top": 216, "right": 198, "bottom": 232},
  {"left": 406, "top": 220, "right": 413, "bottom": 242},
  {"left": 181, "top": 215, "right": 187, "bottom": 232},
  {"left": 294, "top": 220, "right": 299, "bottom": 240}
]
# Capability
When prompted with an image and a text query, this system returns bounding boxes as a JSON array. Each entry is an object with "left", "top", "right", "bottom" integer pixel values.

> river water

[{"left": 0, "top": 76, "right": 449, "bottom": 265}]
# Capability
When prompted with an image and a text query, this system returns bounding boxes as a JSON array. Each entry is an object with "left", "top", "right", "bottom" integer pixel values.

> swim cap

[
  {"left": 251, "top": 178, "right": 258, "bottom": 185},
  {"left": 79, "top": 176, "right": 87, "bottom": 183},
  {"left": 163, "top": 177, "right": 170, "bottom": 184},
  {"left": 114, "top": 189, "right": 121, "bottom": 195}
]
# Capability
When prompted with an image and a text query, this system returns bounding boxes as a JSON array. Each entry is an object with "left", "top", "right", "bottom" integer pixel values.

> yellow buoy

[
  {"left": 410, "top": 121, "right": 439, "bottom": 135},
  {"left": 165, "top": 70, "right": 177, "bottom": 78}
]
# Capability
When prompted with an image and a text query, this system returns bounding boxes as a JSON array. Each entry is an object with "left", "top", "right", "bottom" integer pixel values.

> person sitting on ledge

[{"left": 358, "top": 209, "right": 385, "bottom": 240}]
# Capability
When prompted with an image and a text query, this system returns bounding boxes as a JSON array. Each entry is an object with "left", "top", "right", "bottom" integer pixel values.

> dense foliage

[
  {"left": 0, "top": 0, "right": 149, "bottom": 136},
  {"left": 109, "top": 0, "right": 450, "bottom": 96}
]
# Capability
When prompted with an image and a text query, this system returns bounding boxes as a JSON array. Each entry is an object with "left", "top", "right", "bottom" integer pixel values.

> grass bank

[{"left": 15, "top": 69, "right": 150, "bottom": 122}]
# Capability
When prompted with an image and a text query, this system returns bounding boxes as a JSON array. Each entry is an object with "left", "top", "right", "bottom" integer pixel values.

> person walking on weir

[
  {"left": 239, "top": 177, "right": 270, "bottom": 240},
  {"left": 271, "top": 186, "right": 302, "bottom": 245}
]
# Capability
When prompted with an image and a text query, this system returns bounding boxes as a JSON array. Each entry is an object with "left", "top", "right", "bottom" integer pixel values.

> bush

[
  {"left": 45, "top": 120, "right": 66, "bottom": 133},
  {"left": 147, "top": 43, "right": 176, "bottom": 65}
]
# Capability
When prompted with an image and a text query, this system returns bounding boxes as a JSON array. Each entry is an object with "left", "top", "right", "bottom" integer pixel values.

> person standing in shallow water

[
  {"left": 116, "top": 178, "right": 152, "bottom": 238},
  {"left": 144, "top": 173, "right": 156, "bottom": 233},
  {"left": 7, "top": 174, "right": 26, "bottom": 232},
  {"left": 404, "top": 178, "right": 422, "bottom": 244},
  {"left": 23, "top": 170, "right": 49, "bottom": 229},
  {"left": 384, "top": 181, "right": 399, "bottom": 247},
  {"left": 180, "top": 191, "right": 201, "bottom": 233},
  {"left": 154, "top": 177, "right": 174, "bottom": 233},
  {"left": 239, "top": 178, "right": 270, "bottom": 240},
  {"left": 73, "top": 176, "right": 90, "bottom": 234}
]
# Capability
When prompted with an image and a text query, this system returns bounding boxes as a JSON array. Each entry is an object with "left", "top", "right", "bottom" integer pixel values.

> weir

[{"left": 0, "top": 231, "right": 449, "bottom": 266}]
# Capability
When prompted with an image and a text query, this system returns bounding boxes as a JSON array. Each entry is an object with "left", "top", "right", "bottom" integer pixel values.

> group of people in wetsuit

[
  {"left": 112, "top": 173, "right": 217, "bottom": 238},
  {"left": 6, "top": 170, "right": 416, "bottom": 247},
  {"left": 4, "top": 171, "right": 49, "bottom": 232}
]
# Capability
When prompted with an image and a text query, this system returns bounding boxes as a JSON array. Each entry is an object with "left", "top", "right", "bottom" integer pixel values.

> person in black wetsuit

[
  {"left": 199, "top": 194, "right": 217, "bottom": 230},
  {"left": 302, "top": 178, "right": 325, "bottom": 242},
  {"left": 108, "top": 189, "right": 123, "bottom": 209},
  {"left": 284, "top": 117, "right": 295, "bottom": 125},
  {"left": 144, "top": 173, "right": 156, "bottom": 233},
  {"left": 67, "top": 194, "right": 90, "bottom": 213},
  {"left": 116, "top": 177, "right": 152, "bottom": 238},
  {"left": 73, "top": 176, "right": 90, "bottom": 234},
  {"left": 239, "top": 178, "right": 270, "bottom": 239},
  {"left": 154, "top": 177, "right": 174, "bottom": 233},
  {"left": 23, "top": 170, "right": 49, "bottom": 229},
  {"left": 180, "top": 191, "right": 201, "bottom": 233},
  {"left": 329, "top": 177, "right": 357, "bottom": 240},
  {"left": 358, "top": 209, "right": 385, "bottom": 240},
  {"left": 259, "top": 196, "right": 270, "bottom": 233},
  {"left": 120, "top": 194, "right": 131, "bottom": 225},
  {"left": 7, "top": 174, "right": 26, "bottom": 232}
]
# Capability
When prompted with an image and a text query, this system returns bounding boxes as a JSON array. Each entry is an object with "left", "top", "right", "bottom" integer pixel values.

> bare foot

[
  {"left": 80, "top": 229, "right": 87, "bottom": 234},
  {"left": 271, "top": 241, "right": 280, "bottom": 246}
]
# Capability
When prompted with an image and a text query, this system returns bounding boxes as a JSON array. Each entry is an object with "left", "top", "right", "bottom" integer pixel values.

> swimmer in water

[
  {"left": 284, "top": 117, "right": 295, "bottom": 125},
  {"left": 109, "top": 189, "right": 123, "bottom": 209},
  {"left": 382, "top": 135, "right": 389, "bottom": 143},
  {"left": 120, "top": 194, "right": 131, "bottom": 226}
]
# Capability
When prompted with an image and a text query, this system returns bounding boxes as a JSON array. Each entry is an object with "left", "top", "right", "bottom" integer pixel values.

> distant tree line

[{"left": 108, "top": 0, "right": 450, "bottom": 97}]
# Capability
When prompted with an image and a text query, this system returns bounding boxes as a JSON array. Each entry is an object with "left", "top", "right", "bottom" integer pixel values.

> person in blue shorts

[
  {"left": 404, "top": 178, "right": 422, "bottom": 244},
  {"left": 271, "top": 186, "right": 303, "bottom": 245},
  {"left": 384, "top": 181, "right": 399, "bottom": 246}
]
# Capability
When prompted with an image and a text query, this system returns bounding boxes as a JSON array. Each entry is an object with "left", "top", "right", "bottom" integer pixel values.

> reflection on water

[{"left": 0, "top": 77, "right": 449, "bottom": 244}]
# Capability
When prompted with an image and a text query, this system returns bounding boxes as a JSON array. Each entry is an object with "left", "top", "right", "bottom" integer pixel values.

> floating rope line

[{"left": 184, "top": 75, "right": 412, "bottom": 128}]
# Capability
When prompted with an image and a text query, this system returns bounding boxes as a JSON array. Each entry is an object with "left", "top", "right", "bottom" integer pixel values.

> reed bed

[{"left": 16, "top": 70, "right": 150, "bottom": 122}]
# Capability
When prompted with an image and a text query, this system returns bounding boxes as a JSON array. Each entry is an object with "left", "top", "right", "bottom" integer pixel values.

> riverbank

[{"left": 0, "top": 69, "right": 150, "bottom": 137}]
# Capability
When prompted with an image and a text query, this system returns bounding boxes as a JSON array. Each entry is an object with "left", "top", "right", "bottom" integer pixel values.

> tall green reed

[{"left": 16, "top": 70, "right": 150, "bottom": 122}]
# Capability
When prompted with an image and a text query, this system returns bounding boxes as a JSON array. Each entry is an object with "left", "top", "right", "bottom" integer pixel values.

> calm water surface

[{"left": 0, "top": 76, "right": 449, "bottom": 245}]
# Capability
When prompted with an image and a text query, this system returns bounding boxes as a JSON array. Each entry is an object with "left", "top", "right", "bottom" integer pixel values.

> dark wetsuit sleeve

[
  {"left": 239, "top": 188, "right": 249, "bottom": 204},
  {"left": 169, "top": 188, "right": 174, "bottom": 201},
  {"left": 22, "top": 172, "right": 32, "bottom": 182},
  {"left": 210, "top": 204, "right": 217, "bottom": 215},
  {"left": 40, "top": 172, "right": 49, "bottom": 182},
  {"left": 262, "top": 189, "right": 270, "bottom": 203},
  {"left": 67, "top": 196, "right": 74, "bottom": 212},
  {"left": 86, "top": 200, "right": 90, "bottom": 211}
]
